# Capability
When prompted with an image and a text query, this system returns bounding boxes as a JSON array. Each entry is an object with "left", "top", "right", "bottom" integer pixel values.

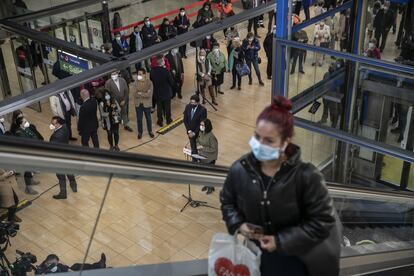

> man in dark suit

[
  {"left": 166, "top": 48, "right": 184, "bottom": 99},
  {"left": 183, "top": 94, "right": 207, "bottom": 155},
  {"left": 150, "top": 57, "right": 177, "bottom": 127},
  {"left": 49, "top": 116, "right": 78, "bottom": 199},
  {"left": 111, "top": 32, "right": 129, "bottom": 58},
  {"left": 77, "top": 89, "right": 99, "bottom": 148}
]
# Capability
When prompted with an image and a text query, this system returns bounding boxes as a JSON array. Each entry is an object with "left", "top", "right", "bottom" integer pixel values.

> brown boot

[
  {"left": 201, "top": 88, "right": 206, "bottom": 104},
  {"left": 209, "top": 86, "right": 218, "bottom": 105}
]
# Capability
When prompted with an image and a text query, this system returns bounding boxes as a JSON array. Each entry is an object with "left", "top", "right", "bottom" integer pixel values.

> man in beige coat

[
  {"left": 0, "top": 169, "right": 20, "bottom": 222},
  {"left": 131, "top": 68, "right": 154, "bottom": 139}
]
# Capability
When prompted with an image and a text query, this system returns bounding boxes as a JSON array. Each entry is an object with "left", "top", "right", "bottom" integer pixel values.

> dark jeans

[
  {"left": 136, "top": 105, "right": 152, "bottom": 134},
  {"left": 156, "top": 99, "right": 171, "bottom": 125},
  {"left": 231, "top": 67, "right": 242, "bottom": 87},
  {"left": 81, "top": 131, "right": 99, "bottom": 148},
  {"left": 7, "top": 190, "right": 19, "bottom": 221},
  {"left": 189, "top": 133, "right": 198, "bottom": 155},
  {"left": 179, "top": 44, "right": 187, "bottom": 56},
  {"left": 268, "top": 11, "right": 275, "bottom": 33},
  {"left": 24, "top": 172, "right": 32, "bottom": 187},
  {"left": 375, "top": 28, "right": 390, "bottom": 51},
  {"left": 321, "top": 99, "right": 340, "bottom": 128},
  {"left": 106, "top": 124, "right": 119, "bottom": 147},
  {"left": 291, "top": 53, "right": 304, "bottom": 73},
  {"left": 266, "top": 56, "right": 272, "bottom": 78},
  {"left": 56, "top": 174, "right": 77, "bottom": 196},
  {"left": 248, "top": 18, "right": 258, "bottom": 35},
  {"left": 246, "top": 59, "right": 262, "bottom": 82},
  {"left": 64, "top": 112, "right": 73, "bottom": 138},
  {"left": 304, "top": 5, "right": 310, "bottom": 20},
  {"left": 294, "top": 1, "right": 302, "bottom": 16}
]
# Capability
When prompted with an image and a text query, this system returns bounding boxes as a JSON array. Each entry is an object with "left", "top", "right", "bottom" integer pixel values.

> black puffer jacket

[{"left": 220, "top": 144, "right": 339, "bottom": 275}]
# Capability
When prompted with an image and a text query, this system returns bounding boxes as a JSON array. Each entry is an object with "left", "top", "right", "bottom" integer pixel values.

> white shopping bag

[{"left": 208, "top": 233, "right": 262, "bottom": 276}]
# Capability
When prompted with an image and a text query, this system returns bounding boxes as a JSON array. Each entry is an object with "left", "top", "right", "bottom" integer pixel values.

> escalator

[{"left": 0, "top": 137, "right": 413, "bottom": 275}]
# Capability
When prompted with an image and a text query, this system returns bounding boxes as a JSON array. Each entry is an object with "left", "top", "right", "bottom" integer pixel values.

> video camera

[
  {"left": 9, "top": 250, "right": 37, "bottom": 276},
  {"left": 0, "top": 222, "right": 19, "bottom": 246}
]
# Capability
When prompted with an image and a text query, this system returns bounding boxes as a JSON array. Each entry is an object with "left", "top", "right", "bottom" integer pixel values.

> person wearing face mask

[
  {"left": 129, "top": 26, "right": 144, "bottom": 70},
  {"left": 141, "top": 17, "right": 157, "bottom": 49},
  {"left": 220, "top": 96, "right": 340, "bottom": 276},
  {"left": 218, "top": 0, "right": 235, "bottom": 35},
  {"left": 35, "top": 253, "right": 106, "bottom": 274},
  {"left": 197, "top": 49, "right": 217, "bottom": 105},
  {"left": 290, "top": 18, "right": 308, "bottom": 75},
  {"left": 78, "top": 89, "right": 99, "bottom": 148},
  {"left": 132, "top": 68, "right": 154, "bottom": 139},
  {"left": 313, "top": 20, "right": 331, "bottom": 66},
  {"left": 319, "top": 64, "right": 341, "bottom": 128},
  {"left": 105, "top": 71, "right": 133, "bottom": 132},
  {"left": 111, "top": 12, "right": 123, "bottom": 33},
  {"left": 174, "top": 8, "right": 191, "bottom": 58},
  {"left": 196, "top": 118, "right": 218, "bottom": 194},
  {"left": 14, "top": 116, "right": 44, "bottom": 194},
  {"left": 365, "top": 38, "right": 381, "bottom": 59},
  {"left": 184, "top": 94, "right": 207, "bottom": 157},
  {"left": 49, "top": 90, "right": 77, "bottom": 141},
  {"left": 201, "top": 34, "right": 217, "bottom": 54},
  {"left": 207, "top": 43, "right": 228, "bottom": 95},
  {"left": 225, "top": 26, "right": 240, "bottom": 56},
  {"left": 166, "top": 48, "right": 184, "bottom": 99},
  {"left": 111, "top": 32, "right": 129, "bottom": 58},
  {"left": 228, "top": 38, "right": 245, "bottom": 90},
  {"left": 242, "top": 0, "right": 259, "bottom": 38},
  {"left": 314, "top": 0, "right": 326, "bottom": 16},
  {"left": 373, "top": 1, "right": 394, "bottom": 52},
  {"left": 99, "top": 92, "right": 122, "bottom": 151},
  {"left": 196, "top": 2, "right": 214, "bottom": 28},
  {"left": 150, "top": 57, "right": 177, "bottom": 127},
  {"left": 158, "top": 18, "right": 177, "bottom": 42},
  {"left": 49, "top": 116, "right": 78, "bottom": 199},
  {"left": 242, "top": 32, "right": 264, "bottom": 86}
]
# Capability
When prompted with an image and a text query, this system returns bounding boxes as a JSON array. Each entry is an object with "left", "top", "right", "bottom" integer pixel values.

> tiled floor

[{"left": 1, "top": 0, "right": 409, "bottom": 271}]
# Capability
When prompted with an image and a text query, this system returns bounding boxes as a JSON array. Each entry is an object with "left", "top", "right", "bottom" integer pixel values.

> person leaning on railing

[{"left": 220, "top": 96, "right": 340, "bottom": 276}]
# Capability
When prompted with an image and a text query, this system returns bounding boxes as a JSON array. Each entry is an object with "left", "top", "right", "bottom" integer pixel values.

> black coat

[
  {"left": 166, "top": 52, "right": 184, "bottom": 81},
  {"left": 141, "top": 25, "right": 157, "bottom": 48},
  {"left": 50, "top": 125, "right": 69, "bottom": 144},
  {"left": 111, "top": 38, "right": 128, "bottom": 57},
  {"left": 158, "top": 24, "right": 177, "bottom": 41},
  {"left": 174, "top": 14, "right": 191, "bottom": 35},
  {"left": 374, "top": 8, "right": 395, "bottom": 31},
  {"left": 220, "top": 145, "right": 339, "bottom": 276},
  {"left": 263, "top": 32, "right": 273, "bottom": 58},
  {"left": 77, "top": 98, "right": 99, "bottom": 135},
  {"left": 183, "top": 104, "right": 207, "bottom": 134},
  {"left": 150, "top": 66, "right": 176, "bottom": 101}
]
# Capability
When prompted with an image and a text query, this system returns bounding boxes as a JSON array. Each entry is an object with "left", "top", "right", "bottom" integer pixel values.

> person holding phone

[{"left": 220, "top": 96, "right": 339, "bottom": 275}]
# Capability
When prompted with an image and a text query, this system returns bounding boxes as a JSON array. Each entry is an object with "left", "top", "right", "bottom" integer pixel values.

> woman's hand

[{"left": 259, "top": 235, "right": 277, "bottom": 252}]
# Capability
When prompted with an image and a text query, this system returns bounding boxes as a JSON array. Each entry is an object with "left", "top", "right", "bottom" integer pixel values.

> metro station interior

[{"left": 0, "top": 0, "right": 413, "bottom": 275}]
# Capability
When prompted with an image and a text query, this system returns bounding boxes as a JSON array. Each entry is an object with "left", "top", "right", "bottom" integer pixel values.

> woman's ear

[{"left": 282, "top": 137, "right": 292, "bottom": 151}]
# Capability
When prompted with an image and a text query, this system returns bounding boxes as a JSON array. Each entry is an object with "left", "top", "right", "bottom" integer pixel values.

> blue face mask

[{"left": 249, "top": 136, "right": 284, "bottom": 161}]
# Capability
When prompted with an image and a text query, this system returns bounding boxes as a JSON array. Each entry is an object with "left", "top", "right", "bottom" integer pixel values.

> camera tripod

[
  {"left": 180, "top": 183, "right": 218, "bottom": 212},
  {"left": 0, "top": 247, "right": 12, "bottom": 276}
]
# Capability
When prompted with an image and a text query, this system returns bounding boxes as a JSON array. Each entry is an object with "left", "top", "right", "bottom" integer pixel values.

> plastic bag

[{"left": 208, "top": 233, "right": 261, "bottom": 276}]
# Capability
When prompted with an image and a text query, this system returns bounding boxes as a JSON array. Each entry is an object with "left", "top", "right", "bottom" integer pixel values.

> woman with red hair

[{"left": 220, "top": 96, "right": 340, "bottom": 275}]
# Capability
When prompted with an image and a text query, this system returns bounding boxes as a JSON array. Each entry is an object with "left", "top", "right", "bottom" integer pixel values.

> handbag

[
  {"left": 208, "top": 232, "right": 262, "bottom": 276},
  {"left": 257, "top": 57, "right": 262, "bottom": 64},
  {"left": 236, "top": 63, "right": 250, "bottom": 77}
]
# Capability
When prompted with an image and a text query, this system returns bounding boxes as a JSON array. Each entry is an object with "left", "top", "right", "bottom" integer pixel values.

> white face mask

[
  {"left": 137, "top": 75, "right": 143, "bottom": 81},
  {"left": 206, "top": 36, "right": 211, "bottom": 39},
  {"left": 200, "top": 125, "right": 205, "bottom": 132},
  {"left": 180, "top": 12, "right": 185, "bottom": 16},
  {"left": 213, "top": 48, "right": 219, "bottom": 54},
  {"left": 105, "top": 95, "right": 111, "bottom": 101},
  {"left": 49, "top": 124, "right": 56, "bottom": 131},
  {"left": 23, "top": 121, "right": 30, "bottom": 129},
  {"left": 145, "top": 21, "right": 150, "bottom": 26},
  {"left": 171, "top": 48, "right": 178, "bottom": 55},
  {"left": 368, "top": 42, "right": 375, "bottom": 49},
  {"left": 0, "top": 118, "right": 4, "bottom": 123},
  {"left": 101, "top": 49, "right": 106, "bottom": 53},
  {"left": 111, "top": 74, "right": 118, "bottom": 81},
  {"left": 50, "top": 266, "right": 58, "bottom": 273},
  {"left": 116, "top": 36, "right": 121, "bottom": 41},
  {"left": 200, "top": 56, "right": 206, "bottom": 61}
]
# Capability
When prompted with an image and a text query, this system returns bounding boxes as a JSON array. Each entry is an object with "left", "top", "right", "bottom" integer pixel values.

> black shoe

[
  {"left": 202, "top": 186, "right": 207, "bottom": 192},
  {"left": 98, "top": 253, "right": 106, "bottom": 268},
  {"left": 267, "top": 76, "right": 271, "bottom": 80},
  {"left": 398, "top": 135, "right": 404, "bottom": 143},
  {"left": 149, "top": 132, "right": 155, "bottom": 138},
  {"left": 124, "top": 126, "right": 133, "bottom": 132},
  {"left": 167, "top": 120, "right": 173, "bottom": 125},
  {"left": 290, "top": 70, "right": 295, "bottom": 75},
  {"left": 138, "top": 133, "right": 142, "bottom": 139},
  {"left": 157, "top": 122, "right": 163, "bottom": 127},
  {"left": 218, "top": 91, "right": 224, "bottom": 94},
  {"left": 53, "top": 194, "right": 67, "bottom": 199},
  {"left": 237, "top": 87, "right": 241, "bottom": 90},
  {"left": 183, "top": 54, "right": 188, "bottom": 59},
  {"left": 249, "top": 80, "right": 252, "bottom": 85},
  {"left": 299, "top": 70, "right": 305, "bottom": 74},
  {"left": 70, "top": 182, "right": 77, "bottom": 193},
  {"left": 178, "top": 94, "right": 183, "bottom": 99},
  {"left": 230, "top": 85, "right": 235, "bottom": 90},
  {"left": 69, "top": 137, "right": 78, "bottom": 141},
  {"left": 206, "top": 187, "right": 215, "bottom": 195},
  {"left": 259, "top": 81, "right": 265, "bottom": 86}
]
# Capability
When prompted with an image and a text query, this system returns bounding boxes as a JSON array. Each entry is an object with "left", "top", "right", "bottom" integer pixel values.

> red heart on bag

[{"left": 214, "top": 257, "right": 251, "bottom": 276}]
